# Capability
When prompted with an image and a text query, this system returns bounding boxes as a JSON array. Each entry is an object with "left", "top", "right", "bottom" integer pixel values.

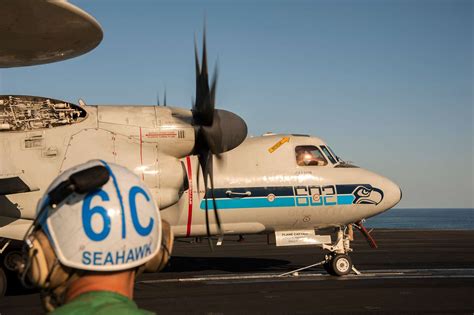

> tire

[
  {"left": 0, "top": 267, "right": 7, "bottom": 297},
  {"left": 323, "top": 261, "right": 337, "bottom": 276},
  {"left": 331, "top": 254, "right": 352, "bottom": 276}
]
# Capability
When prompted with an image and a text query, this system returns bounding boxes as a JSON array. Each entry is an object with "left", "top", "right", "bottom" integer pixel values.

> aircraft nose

[{"left": 380, "top": 178, "right": 402, "bottom": 210}]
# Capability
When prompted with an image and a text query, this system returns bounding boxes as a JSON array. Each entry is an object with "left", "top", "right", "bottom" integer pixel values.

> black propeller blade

[
  {"left": 193, "top": 31, "right": 215, "bottom": 126},
  {"left": 192, "top": 29, "right": 247, "bottom": 249},
  {"left": 197, "top": 150, "right": 221, "bottom": 248}
]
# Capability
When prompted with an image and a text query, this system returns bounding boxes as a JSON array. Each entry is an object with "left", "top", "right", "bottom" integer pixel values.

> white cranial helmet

[{"left": 36, "top": 160, "right": 161, "bottom": 271}]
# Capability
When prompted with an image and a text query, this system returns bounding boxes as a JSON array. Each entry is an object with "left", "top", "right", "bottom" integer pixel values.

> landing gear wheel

[
  {"left": 323, "top": 260, "right": 337, "bottom": 276},
  {"left": 331, "top": 254, "right": 352, "bottom": 276},
  {"left": 4, "top": 250, "right": 22, "bottom": 271},
  {"left": 0, "top": 267, "right": 7, "bottom": 297}
]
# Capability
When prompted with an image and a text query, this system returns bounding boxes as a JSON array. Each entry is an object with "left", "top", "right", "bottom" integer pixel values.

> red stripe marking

[
  {"left": 185, "top": 156, "right": 193, "bottom": 237},
  {"left": 139, "top": 127, "right": 144, "bottom": 180}
]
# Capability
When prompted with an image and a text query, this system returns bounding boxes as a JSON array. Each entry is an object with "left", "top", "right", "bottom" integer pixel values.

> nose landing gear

[
  {"left": 324, "top": 253, "right": 353, "bottom": 276},
  {"left": 278, "top": 225, "right": 361, "bottom": 277},
  {"left": 322, "top": 226, "right": 360, "bottom": 276}
]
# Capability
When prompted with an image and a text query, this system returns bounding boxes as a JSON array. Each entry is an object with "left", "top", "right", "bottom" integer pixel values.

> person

[
  {"left": 296, "top": 148, "right": 310, "bottom": 166},
  {"left": 18, "top": 160, "right": 172, "bottom": 314},
  {"left": 347, "top": 224, "right": 354, "bottom": 241},
  {"left": 296, "top": 149, "right": 326, "bottom": 166}
]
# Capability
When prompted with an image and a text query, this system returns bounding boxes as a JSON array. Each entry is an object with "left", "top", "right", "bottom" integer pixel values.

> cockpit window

[
  {"left": 320, "top": 145, "right": 337, "bottom": 164},
  {"left": 328, "top": 146, "right": 342, "bottom": 162},
  {"left": 295, "top": 146, "right": 328, "bottom": 166}
]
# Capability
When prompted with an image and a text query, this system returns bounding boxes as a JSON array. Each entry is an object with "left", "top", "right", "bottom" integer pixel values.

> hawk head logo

[{"left": 353, "top": 185, "right": 384, "bottom": 205}]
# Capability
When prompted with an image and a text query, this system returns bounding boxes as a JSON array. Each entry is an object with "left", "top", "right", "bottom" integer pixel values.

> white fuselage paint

[
  {"left": 0, "top": 105, "right": 401, "bottom": 241},
  {"left": 163, "top": 135, "right": 401, "bottom": 237}
]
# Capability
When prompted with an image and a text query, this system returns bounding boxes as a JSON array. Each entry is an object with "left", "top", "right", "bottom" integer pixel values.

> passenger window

[{"left": 295, "top": 146, "right": 328, "bottom": 166}]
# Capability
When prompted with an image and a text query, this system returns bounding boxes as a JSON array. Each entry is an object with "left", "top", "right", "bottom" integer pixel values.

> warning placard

[
  {"left": 275, "top": 230, "right": 331, "bottom": 247},
  {"left": 268, "top": 137, "right": 290, "bottom": 153}
]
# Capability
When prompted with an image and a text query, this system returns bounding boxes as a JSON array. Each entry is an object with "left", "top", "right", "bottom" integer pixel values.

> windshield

[
  {"left": 327, "top": 146, "right": 342, "bottom": 162},
  {"left": 320, "top": 145, "right": 337, "bottom": 164},
  {"left": 295, "top": 145, "right": 328, "bottom": 166}
]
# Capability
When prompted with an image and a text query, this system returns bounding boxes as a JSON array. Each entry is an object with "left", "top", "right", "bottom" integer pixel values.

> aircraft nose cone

[
  {"left": 381, "top": 178, "right": 402, "bottom": 210},
  {"left": 353, "top": 169, "right": 402, "bottom": 219}
]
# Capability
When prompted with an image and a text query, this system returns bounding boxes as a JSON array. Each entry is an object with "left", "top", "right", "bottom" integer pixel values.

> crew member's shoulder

[{"left": 50, "top": 291, "right": 155, "bottom": 315}]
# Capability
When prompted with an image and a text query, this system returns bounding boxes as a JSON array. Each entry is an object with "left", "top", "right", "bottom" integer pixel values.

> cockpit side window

[
  {"left": 327, "top": 146, "right": 342, "bottom": 162},
  {"left": 320, "top": 145, "right": 337, "bottom": 164},
  {"left": 295, "top": 145, "right": 328, "bottom": 166}
]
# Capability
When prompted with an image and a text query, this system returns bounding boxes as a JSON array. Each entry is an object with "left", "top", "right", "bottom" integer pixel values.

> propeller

[
  {"left": 192, "top": 29, "right": 247, "bottom": 248},
  {"left": 156, "top": 89, "right": 167, "bottom": 106}
]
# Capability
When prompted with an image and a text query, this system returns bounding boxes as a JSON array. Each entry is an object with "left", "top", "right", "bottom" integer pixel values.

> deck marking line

[{"left": 137, "top": 268, "right": 474, "bottom": 284}]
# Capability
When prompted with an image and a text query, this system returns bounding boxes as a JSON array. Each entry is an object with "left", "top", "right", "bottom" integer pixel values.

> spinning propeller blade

[{"left": 191, "top": 28, "right": 247, "bottom": 249}]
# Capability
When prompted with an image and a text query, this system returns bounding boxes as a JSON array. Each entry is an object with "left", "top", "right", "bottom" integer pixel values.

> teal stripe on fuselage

[
  {"left": 337, "top": 195, "right": 355, "bottom": 205},
  {"left": 199, "top": 195, "right": 356, "bottom": 210},
  {"left": 200, "top": 197, "right": 295, "bottom": 210}
]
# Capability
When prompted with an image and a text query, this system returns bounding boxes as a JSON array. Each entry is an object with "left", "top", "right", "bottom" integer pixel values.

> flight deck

[{"left": 1, "top": 229, "right": 473, "bottom": 314}]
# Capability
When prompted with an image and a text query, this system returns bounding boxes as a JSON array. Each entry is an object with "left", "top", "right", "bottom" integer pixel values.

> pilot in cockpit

[{"left": 295, "top": 146, "right": 328, "bottom": 166}]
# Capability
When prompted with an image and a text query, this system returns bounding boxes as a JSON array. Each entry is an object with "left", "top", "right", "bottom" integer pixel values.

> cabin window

[
  {"left": 320, "top": 145, "right": 337, "bottom": 164},
  {"left": 295, "top": 145, "right": 328, "bottom": 166}
]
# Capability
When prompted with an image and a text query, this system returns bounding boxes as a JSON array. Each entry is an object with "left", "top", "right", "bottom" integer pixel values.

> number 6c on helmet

[{"left": 19, "top": 160, "right": 172, "bottom": 307}]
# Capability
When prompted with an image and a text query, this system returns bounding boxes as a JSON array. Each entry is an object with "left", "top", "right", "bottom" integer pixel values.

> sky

[{"left": 0, "top": 0, "right": 472, "bottom": 208}]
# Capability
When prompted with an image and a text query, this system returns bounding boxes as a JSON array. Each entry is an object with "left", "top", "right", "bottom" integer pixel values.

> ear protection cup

[
  {"left": 28, "top": 232, "right": 50, "bottom": 287},
  {"left": 143, "top": 219, "right": 174, "bottom": 273},
  {"left": 27, "top": 230, "right": 70, "bottom": 289}
]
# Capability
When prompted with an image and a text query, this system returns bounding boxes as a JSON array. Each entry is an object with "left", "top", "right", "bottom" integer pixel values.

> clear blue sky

[{"left": 1, "top": 0, "right": 472, "bottom": 208}]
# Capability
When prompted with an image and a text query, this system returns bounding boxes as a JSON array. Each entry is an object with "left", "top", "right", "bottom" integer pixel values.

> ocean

[{"left": 365, "top": 208, "right": 474, "bottom": 230}]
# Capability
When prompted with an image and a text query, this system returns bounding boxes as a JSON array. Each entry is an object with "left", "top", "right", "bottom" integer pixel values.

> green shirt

[{"left": 50, "top": 291, "right": 155, "bottom": 315}]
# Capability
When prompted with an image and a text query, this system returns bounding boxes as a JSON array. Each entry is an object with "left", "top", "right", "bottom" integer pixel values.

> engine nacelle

[{"left": 155, "top": 155, "right": 188, "bottom": 210}]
